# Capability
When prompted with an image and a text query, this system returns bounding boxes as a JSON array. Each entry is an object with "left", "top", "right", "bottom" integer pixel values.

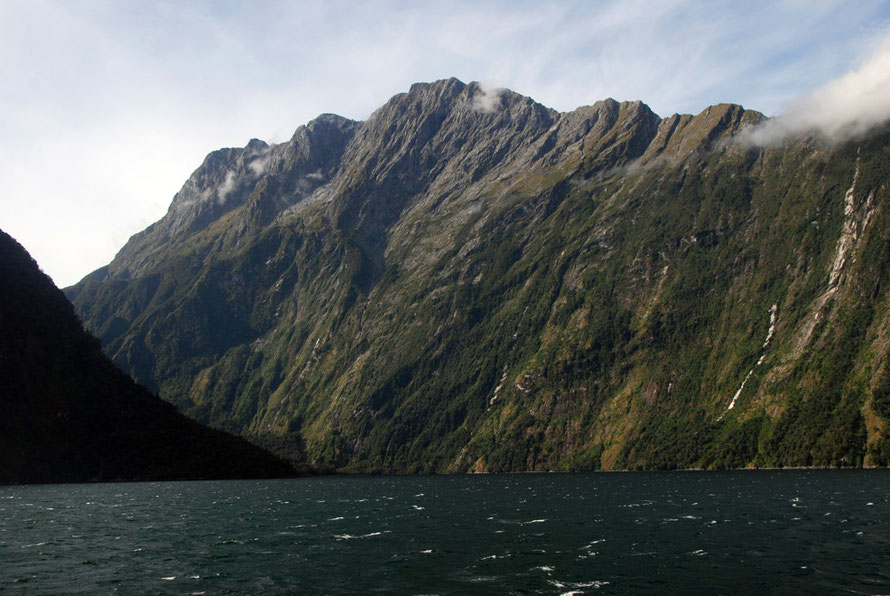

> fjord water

[{"left": 2, "top": 471, "right": 887, "bottom": 594}]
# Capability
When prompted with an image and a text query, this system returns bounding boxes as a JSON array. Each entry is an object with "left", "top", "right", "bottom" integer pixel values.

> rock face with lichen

[{"left": 67, "top": 78, "right": 890, "bottom": 471}]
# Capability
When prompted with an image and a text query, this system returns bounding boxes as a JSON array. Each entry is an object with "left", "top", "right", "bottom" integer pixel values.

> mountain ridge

[
  {"left": 83, "top": 79, "right": 761, "bottom": 284},
  {"left": 66, "top": 78, "right": 890, "bottom": 472}
]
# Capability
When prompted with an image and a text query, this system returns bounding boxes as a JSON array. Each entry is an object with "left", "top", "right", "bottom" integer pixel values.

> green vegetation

[{"left": 65, "top": 80, "right": 890, "bottom": 472}]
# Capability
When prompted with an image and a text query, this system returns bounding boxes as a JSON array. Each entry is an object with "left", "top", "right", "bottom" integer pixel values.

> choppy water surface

[{"left": 1, "top": 471, "right": 888, "bottom": 594}]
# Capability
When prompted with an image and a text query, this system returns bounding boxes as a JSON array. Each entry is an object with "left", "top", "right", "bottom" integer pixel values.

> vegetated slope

[
  {"left": 0, "top": 230, "right": 294, "bottom": 483},
  {"left": 67, "top": 78, "right": 890, "bottom": 472}
]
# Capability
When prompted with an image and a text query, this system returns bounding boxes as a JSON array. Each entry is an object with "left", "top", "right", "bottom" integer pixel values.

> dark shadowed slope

[{"left": 0, "top": 229, "right": 294, "bottom": 484}]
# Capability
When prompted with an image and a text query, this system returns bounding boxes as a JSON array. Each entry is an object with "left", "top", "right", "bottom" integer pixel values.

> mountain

[
  {"left": 0, "top": 229, "right": 295, "bottom": 483},
  {"left": 67, "top": 78, "right": 890, "bottom": 472}
]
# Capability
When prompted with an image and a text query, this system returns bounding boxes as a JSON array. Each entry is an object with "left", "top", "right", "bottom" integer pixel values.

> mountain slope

[
  {"left": 67, "top": 78, "right": 890, "bottom": 471},
  {"left": 0, "top": 229, "right": 294, "bottom": 483}
]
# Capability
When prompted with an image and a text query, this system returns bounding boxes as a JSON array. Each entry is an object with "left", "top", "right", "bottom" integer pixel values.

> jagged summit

[{"left": 94, "top": 79, "right": 760, "bottom": 283}]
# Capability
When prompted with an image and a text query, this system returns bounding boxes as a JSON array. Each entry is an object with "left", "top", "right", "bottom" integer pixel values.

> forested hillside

[{"left": 67, "top": 79, "right": 890, "bottom": 471}]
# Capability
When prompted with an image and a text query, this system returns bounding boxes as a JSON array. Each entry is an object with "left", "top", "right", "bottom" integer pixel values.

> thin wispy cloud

[
  {"left": 472, "top": 83, "right": 504, "bottom": 114},
  {"left": 1, "top": 0, "right": 888, "bottom": 286},
  {"left": 248, "top": 157, "right": 270, "bottom": 177}
]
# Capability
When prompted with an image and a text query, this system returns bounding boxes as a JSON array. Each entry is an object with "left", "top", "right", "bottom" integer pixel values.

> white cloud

[
  {"left": 743, "top": 34, "right": 890, "bottom": 145},
  {"left": 472, "top": 83, "right": 503, "bottom": 114},
  {"left": 217, "top": 171, "right": 237, "bottom": 203},
  {"left": 248, "top": 156, "right": 270, "bottom": 177}
]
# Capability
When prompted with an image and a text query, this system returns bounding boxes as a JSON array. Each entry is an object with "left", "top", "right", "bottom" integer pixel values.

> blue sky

[{"left": 2, "top": 0, "right": 889, "bottom": 286}]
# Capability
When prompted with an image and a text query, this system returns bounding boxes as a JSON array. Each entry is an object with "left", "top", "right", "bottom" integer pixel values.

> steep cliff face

[
  {"left": 0, "top": 230, "right": 294, "bottom": 483},
  {"left": 67, "top": 78, "right": 890, "bottom": 471}
]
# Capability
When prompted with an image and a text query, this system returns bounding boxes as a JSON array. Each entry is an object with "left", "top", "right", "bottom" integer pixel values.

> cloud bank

[{"left": 744, "top": 34, "right": 890, "bottom": 145}]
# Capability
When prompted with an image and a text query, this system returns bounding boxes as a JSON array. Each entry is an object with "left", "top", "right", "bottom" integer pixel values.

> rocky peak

[
  {"left": 165, "top": 138, "right": 272, "bottom": 232},
  {"left": 246, "top": 138, "right": 269, "bottom": 152},
  {"left": 641, "top": 103, "right": 764, "bottom": 163},
  {"left": 338, "top": 79, "right": 558, "bottom": 190},
  {"left": 245, "top": 113, "right": 358, "bottom": 226},
  {"left": 328, "top": 79, "right": 561, "bottom": 273},
  {"left": 97, "top": 114, "right": 359, "bottom": 279},
  {"left": 86, "top": 80, "right": 766, "bottom": 283},
  {"left": 542, "top": 98, "right": 662, "bottom": 173}
]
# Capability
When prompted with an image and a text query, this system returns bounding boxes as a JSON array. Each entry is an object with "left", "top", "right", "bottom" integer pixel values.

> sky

[{"left": 2, "top": 0, "right": 889, "bottom": 287}]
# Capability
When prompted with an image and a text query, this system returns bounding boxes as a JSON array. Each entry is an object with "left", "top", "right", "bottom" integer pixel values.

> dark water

[{"left": 1, "top": 471, "right": 888, "bottom": 594}]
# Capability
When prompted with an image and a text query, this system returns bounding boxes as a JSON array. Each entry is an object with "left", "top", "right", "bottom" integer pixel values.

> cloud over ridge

[
  {"left": 743, "top": 34, "right": 890, "bottom": 145},
  {"left": 472, "top": 82, "right": 504, "bottom": 114}
]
